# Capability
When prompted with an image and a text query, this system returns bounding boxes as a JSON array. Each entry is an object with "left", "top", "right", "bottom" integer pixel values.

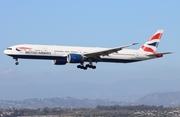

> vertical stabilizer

[{"left": 139, "top": 30, "right": 163, "bottom": 53}]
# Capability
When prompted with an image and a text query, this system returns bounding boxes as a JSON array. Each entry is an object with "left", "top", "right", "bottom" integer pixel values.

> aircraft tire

[
  {"left": 83, "top": 67, "right": 87, "bottom": 70},
  {"left": 15, "top": 62, "right": 19, "bottom": 65},
  {"left": 92, "top": 66, "right": 96, "bottom": 69}
]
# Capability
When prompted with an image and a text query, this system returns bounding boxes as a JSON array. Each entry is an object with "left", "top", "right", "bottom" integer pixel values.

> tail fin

[{"left": 139, "top": 30, "right": 163, "bottom": 53}]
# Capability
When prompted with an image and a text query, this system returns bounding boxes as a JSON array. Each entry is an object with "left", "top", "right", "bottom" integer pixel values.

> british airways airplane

[{"left": 4, "top": 30, "right": 171, "bottom": 70}]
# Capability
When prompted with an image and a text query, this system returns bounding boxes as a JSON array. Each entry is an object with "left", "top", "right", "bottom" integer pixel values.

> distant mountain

[
  {"left": 2, "top": 92, "right": 180, "bottom": 109},
  {"left": 0, "top": 97, "right": 130, "bottom": 109},
  {"left": 135, "top": 92, "right": 180, "bottom": 107}
]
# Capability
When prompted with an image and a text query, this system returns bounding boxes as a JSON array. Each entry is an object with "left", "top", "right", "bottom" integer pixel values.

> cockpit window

[{"left": 7, "top": 48, "right": 12, "bottom": 50}]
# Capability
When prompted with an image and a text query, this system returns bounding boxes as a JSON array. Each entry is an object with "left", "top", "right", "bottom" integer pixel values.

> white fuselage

[
  {"left": 4, "top": 44, "right": 153, "bottom": 64},
  {"left": 4, "top": 30, "right": 170, "bottom": 70}
]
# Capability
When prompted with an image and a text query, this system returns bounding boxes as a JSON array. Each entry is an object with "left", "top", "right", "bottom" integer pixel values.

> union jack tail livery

[{"left": 139, "top": 30, "right": 163, "bottom": 53}]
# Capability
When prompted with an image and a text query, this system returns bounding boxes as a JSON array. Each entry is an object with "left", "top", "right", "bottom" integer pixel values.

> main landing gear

[
  {"left": 14, "top": 58, "right": 19, "bottom": 65},
  {"left": 77, "top": 63, "right": 96, "bottom": 70}
]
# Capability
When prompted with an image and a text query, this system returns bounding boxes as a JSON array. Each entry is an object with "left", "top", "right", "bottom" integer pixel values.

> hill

[{"left": 135, "top": 92, "right": 180, "bottom": 107}]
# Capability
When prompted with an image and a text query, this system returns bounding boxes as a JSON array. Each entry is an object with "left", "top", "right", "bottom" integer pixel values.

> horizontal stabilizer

[{"left": 147, "top": 52, "right": 172, "bottom": 58}]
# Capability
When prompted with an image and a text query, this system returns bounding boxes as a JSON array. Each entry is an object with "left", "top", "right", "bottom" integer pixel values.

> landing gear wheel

[
  {"left": 85, "top": 64, "right": 96, "bottom": 69},
  {"left": 77, "top": 63, "right": 97, "bottom": 70},
  {"left": 83, "top": 67, "right": 87, "bottom": 70},
  {"left": 14, "top": 58, "right": 19, "bottom": 65},
  {"left": 86, "top": 64, "right": 90, "bottom": 68},
  {"left": 92, "top": 66, "right": 96, "bottom": 69},
  {"left": 15, "top": 62, "right": 19, "bottom": 65},
  {"left": 77, "top": 65, "right": 81, "bottom": 68}
]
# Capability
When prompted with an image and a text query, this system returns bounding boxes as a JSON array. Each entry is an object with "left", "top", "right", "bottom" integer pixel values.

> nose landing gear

[{"left": 14, "top": 58, "right": 19, "bottom": 65}]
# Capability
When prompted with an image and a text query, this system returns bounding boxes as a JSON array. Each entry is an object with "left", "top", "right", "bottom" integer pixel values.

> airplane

[{"left": 4, "top": 30, "right": 172, "bottom": 70}]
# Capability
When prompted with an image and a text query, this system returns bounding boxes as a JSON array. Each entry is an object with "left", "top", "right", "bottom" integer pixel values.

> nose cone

[{"left": 4, "top": 50, "right": 7, "bottom": 54}]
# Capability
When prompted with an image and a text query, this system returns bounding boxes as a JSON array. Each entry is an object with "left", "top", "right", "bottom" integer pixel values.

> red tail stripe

[
  {"left": 148, "top": 33, "right": 162, "bottom": 41},
  {"left": 141, "top": 46, "right": 155, "bottom": 53}
]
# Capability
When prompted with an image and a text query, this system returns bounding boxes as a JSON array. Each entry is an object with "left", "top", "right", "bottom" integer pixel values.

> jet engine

[
  {"left": 67, "top": 54, "right": 84, "bottom": 63},
  {"left": 52, "top": 60, "right": 67, "bottom": 65}
]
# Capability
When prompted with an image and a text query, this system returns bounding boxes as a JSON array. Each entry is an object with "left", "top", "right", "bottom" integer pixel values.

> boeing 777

[{"left": 4, "top": 30, "right": 172, "bottom": 70}]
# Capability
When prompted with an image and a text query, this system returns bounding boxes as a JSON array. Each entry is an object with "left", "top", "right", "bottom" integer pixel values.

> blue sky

[{"left": 0, "top": 0, "right": 180, "bottom": 101}]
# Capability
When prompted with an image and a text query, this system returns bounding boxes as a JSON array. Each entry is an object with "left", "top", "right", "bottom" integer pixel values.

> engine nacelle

[
  {"left": 67, "top": 54, "right": 84, "bottom": 63},
  {"left": 52, "top": 60, "right": 67, "bottom": 65}
]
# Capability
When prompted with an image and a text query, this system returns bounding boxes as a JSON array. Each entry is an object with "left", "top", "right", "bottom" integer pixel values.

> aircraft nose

[{"left": 4, "top": 50, "right": 7, "bottom": 54}]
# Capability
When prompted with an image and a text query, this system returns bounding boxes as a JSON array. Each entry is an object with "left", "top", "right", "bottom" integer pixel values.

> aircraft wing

[{"left": 83, "top": 43, "right": 138, "bottom": 58}]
